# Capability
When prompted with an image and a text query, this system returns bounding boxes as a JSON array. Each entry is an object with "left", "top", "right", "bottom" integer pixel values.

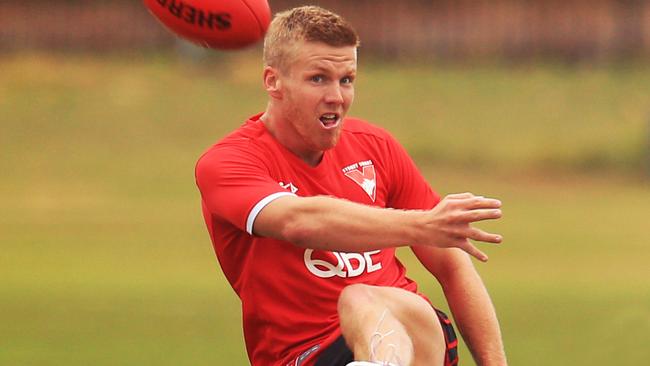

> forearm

[
  {"left": 256, "top": 193, "right": 502, "bottom": 260},
  {"left": 256, "top": 195, "right": 423, "bottom": 252},
  {"left": 441, "top": 261, "right": 507, "bottom": 366}
]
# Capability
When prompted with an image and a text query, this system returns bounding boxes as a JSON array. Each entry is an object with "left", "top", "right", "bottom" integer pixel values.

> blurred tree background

[
  {"left": 1, "top": 1, "right": 649, "bottom": 365},
  {"left": 3, "top": 0, "right": 650, "bottom": 61}
]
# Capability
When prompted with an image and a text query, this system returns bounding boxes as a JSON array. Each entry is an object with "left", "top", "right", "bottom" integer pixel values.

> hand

[{"left": 420, "top": 192, "right": 503, "bottom": 262}]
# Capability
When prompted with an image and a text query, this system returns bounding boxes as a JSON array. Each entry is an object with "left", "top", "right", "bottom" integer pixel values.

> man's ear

[{"left": 263, "top": 66, "right": 282, "bottom": 99}]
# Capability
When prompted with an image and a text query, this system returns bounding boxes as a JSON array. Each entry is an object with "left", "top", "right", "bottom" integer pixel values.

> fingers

[
  {"left": 445, "top": 192, "right": 475, "bottom": 200},
  {"left": 457, "top": 239, "right": 489, "bottom": 262},
  {"left": 470, "top": 198, "right": 501, "bottom": 210},
  {"left": 461, "top": 208, "right": 502, "bottom": 222},
  {"left": 467, "top": 227, "right": 502, "bottom": 243},
  {"left": 444, "top": 193, "right": 501, "bottom": 210},
  {"left": 460, "top": 226, "right": 502, "bottom": 262},
  {"left": 443, "top": 195, "right": 502, "bottom": 224},
  {"left": 433, "top": 192, "right": 504, "bottom": 262}
]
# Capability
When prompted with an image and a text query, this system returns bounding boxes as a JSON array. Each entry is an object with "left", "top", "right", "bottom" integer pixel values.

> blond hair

[{"left": 263, "top": 6, "right": 359, "bottom": 72}]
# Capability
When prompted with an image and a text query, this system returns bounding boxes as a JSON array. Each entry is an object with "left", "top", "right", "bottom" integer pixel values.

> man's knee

[
  {"left": 338, "top": 285, "right": 441, "bottom": 332},
  {"left": 369, "top": 287, "right": 445, "bottom": 344},
  {"left": 338, "top": 284, "right": 375, "bottom": 315},
  {"left": 337, "top": 285, "right": 446, "bottom": 363}
]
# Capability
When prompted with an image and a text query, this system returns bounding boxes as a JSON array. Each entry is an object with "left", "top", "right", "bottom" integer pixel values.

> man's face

[{"left": 275, "top": 41, "right": 357, "bottom": 158}]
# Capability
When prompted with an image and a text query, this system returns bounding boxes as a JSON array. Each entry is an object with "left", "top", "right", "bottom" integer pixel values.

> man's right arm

[{"left": 254, "top": 192, "right": 502, "bottom": 261}]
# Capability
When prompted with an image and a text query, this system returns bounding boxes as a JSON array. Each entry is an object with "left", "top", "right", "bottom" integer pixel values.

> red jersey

[{"left": 195, "top": 113, "right": 440, "bottom": 366}]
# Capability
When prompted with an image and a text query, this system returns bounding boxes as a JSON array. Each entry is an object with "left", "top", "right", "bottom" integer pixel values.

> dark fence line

[{"left": 1, "top": 0, "right": 650, "bottom": 61}]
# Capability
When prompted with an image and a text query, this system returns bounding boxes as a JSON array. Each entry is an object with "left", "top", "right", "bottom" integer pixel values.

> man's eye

[
  {"left": 341, "top": 76, "right": 354, "bottom": 84},
  {"left": 311, "top": 75, "right": 323, "bottom": 83}
]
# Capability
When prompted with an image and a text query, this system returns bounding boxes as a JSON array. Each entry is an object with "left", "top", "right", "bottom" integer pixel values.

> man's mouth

[{"left": 319, "top": 113, "right": 340, "bottom": 129}]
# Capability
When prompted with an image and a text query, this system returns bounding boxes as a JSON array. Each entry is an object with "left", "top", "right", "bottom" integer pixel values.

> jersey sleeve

[
  {"left": 195, "top": 141, "right": 295, "bottom": 235},
  {"left": 384, "top": 134, "right": 441, "bottom": 210}
]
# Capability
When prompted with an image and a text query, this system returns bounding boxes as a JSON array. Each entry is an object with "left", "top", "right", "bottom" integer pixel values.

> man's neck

[{"left": 260, "top": 108, "right": 324, "bottom": 166}]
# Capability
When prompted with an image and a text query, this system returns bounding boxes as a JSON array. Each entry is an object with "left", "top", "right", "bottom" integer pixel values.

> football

[{"left": 143, "top": 0, "right": 271, "bottom": 50}]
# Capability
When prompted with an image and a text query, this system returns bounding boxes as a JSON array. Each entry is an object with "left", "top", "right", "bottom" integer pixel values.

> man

[{"left": 195, "top": 6, "right": 507, "bottom": 366}]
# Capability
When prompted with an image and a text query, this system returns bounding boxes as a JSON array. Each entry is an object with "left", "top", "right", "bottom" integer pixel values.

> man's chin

[
  {"left": 325, "top": 129, "right": 343, "bottom": 149},
  {"left": 313, "top": 137, "right": 340, "bottom": 152}
]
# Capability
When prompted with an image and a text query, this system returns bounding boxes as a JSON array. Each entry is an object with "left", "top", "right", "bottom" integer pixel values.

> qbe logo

[{"left": 303, "top": 249, "right": 383, "bottom": 278}]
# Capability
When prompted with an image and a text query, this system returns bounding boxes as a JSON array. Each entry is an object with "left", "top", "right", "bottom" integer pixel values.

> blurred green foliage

[{"left": 1, "top": 53, "right": 649, "bottom": 365}]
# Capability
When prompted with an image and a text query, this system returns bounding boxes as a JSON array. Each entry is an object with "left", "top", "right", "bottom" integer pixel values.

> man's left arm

[{"left": 412, "top": 246, "right": 508, "bottom": 366}]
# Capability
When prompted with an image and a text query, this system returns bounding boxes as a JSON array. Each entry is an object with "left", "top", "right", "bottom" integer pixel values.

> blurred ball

[{"left": 143, "top": 0, "right": 271, "bottom": 50}]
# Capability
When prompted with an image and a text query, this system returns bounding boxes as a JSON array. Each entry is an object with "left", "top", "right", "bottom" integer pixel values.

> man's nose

[{"left": 324, "top": 84, "right": 344, "bottom": 104}]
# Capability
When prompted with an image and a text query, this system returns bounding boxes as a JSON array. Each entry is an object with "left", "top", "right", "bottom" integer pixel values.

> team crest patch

[{"left": 342, "top": 160, "right": 376, "bottom": 202}]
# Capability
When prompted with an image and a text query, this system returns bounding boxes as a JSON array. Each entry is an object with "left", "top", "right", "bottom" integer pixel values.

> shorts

[{"left": 314, "top": 308, "right": 459, "bottom": 366}]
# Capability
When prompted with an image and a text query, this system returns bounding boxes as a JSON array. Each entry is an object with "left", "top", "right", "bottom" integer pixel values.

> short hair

[{"left": 263, "top": 6, "right": 360, "bottom": 72}]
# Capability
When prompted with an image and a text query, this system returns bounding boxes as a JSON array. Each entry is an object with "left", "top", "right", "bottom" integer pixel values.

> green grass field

[{"left": 1, "top": 53, "right": 649, "bottom": 365}]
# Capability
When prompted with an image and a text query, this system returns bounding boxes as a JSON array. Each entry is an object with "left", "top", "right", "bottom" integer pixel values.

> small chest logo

[
  {"left": 342, "top": 160, "right": 376, "bottom": 202},
  {"left": 279, "top": 181, "right": 298, "bottom": 194}
]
